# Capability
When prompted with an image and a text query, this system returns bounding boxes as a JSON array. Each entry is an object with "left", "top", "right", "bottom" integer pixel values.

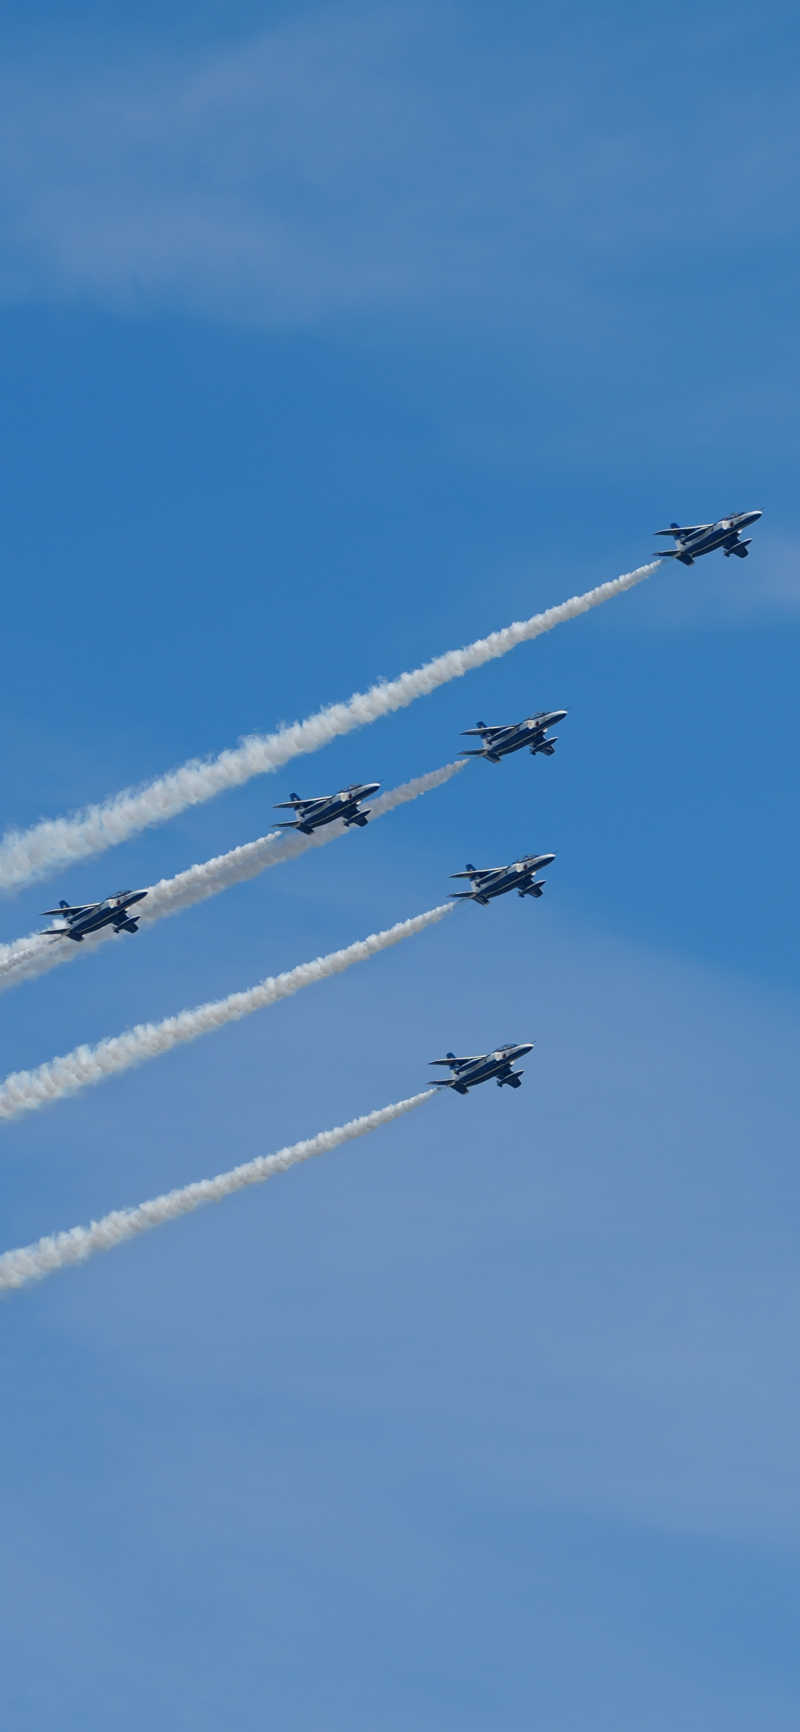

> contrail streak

[
  {"left": 0, "top": 1090, "right": 434, "bottom": 1292},
  {"left": 0, "top": 904, "right": 453, "bottom": 1120},
  {"left": 0, "top": 759, "right": 465, "bottom": 995},
  {"left": 0, "top": 562, "right": 659, "bottom": 890}
]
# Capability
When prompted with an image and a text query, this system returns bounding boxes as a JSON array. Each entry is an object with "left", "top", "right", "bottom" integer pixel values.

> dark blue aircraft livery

[
  {"left": 460, "top": 710, "right": 567, "bottom": 763},
  {"left": 430, "top": 1043, "right": 534, "bottom": 1094},
  {"left": 274, "top": 782, "right": 380, "bottom": 835},
  {"left": 450, "top": 853, "right": 555, "bottom": 906},
  {"left": 40, "top": 890, "right": 148, "bottom": 942},
  {"left": 654, "top": 510, "right": 762, "bottom": 566}
]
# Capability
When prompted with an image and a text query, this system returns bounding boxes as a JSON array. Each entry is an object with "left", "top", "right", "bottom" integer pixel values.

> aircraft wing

[
  {"left": 461, "top": 726, "right": 502, "bottom": 737},
  {"left": 273, "top": 797, "right": 326, "bottom": 810},
  {"left": 430, "top": 1055, "right": 482, "bottom": 1067},
  {"left": 654, "top": 523, "right": 712, "bottom": 538},
  {"left": 450, "top": 869, "right": 498, "bottom": 880},
  {"left": 40, "top": 903, "right": 97, "bottom": 916}
]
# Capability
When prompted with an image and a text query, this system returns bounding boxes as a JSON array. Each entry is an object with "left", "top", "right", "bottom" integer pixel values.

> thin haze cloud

[
  {"left": 0, "top": 12, "right": 795, "bottom": 328},
  {"left": 0, "top": 1090, "right": 434, "bottom": 1291},
  {"left": 0, "top": 904, "right": 453, "bottom": 1120},
  {"left": 0, "top": 562, "right": 658, "bottom": 892}
]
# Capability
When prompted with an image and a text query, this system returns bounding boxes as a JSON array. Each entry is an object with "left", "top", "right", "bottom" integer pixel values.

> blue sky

[{"left": 1, "top": 2, "right": 799, "bottom": 1726}]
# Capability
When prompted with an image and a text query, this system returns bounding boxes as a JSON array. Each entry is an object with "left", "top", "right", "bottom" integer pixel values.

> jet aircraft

[
  {"left": 460, "top": 710, "right": 567, "bottom": 763},
  {"left": 40, "top": 889, "right": 148, "bottom": 942},
  {"left": 654, "top": 510, "right": 762, "bottom": 565},
  {"left": 450, "top": 853, "right": 555, "bottom": 905},
  {"left": 430, "top": 1042, "right": 534, "bottom": 1094},
  {"left": 274, "top": 782, "right": 380, "bottom": 835}
]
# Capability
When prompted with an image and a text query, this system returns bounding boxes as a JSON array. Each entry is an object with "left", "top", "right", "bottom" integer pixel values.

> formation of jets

[
  {"left": 653, "top": 509, "right": 762, "bottom": 566},
  {"left": 35, "top": 511, "right": 762, "bottom": 1105},
  {"left": 41, "top": 890, "right": 148, "bottom": 942}
]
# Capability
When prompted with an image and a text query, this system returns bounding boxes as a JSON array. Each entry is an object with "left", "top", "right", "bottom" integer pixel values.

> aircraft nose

[
  {"left": 516, "top": 1043, "right": 534, "bottom": 1057},
  {"left": 550, "top": 709, "right": 568, "bottom": 724},
  {"left": 362, "top": 782, "right": 380, "bottom": 796},
  {"left": 537, "top": 853, "right": 556, "bottom": 868}
]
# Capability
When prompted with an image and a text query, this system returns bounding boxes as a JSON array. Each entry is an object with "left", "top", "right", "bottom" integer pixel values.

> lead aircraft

[
  {"left": 430, "top": 1043, "right": 534, "bottom": 1094},
  {"left": 40, "top": 889, "right": 148, "bottom": 942},
  {"left": 654, "top": 510, "right": 762, "bottom": 565},
  {"left": 274, "top": 782, "right": 380, "bottom": 835},
  {"left": 460, "top": 710, "right": 567, "bottom": 763},
  {"left": 450, "top": 853, "right": 555, "bottom": 905}
]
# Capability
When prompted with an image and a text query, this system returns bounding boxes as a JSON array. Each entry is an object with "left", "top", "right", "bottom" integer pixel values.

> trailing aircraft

[
  {"left": 430, "top": 1042, "right": 534, "bottom": 1094},
  {"left": 274, "top": 782, "right": 380, "bottom": 835},
  {"left": 450, "top": 853, "right": 555, "bottom": 905},
  {"left": 654, "top": 510, "right": 762, "bottom": 565},
  {"left": 40, "top": 889, "right": 148, "bottom": 942},
  {"left": 460, "top": 710, "right": 567, "bottom": 763}
]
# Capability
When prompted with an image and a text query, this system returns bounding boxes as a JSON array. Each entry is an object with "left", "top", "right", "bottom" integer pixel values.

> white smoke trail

[
  {"left": 0, "top": 562, "right": 659, "bottom": 890},
  {"left": 0, "top": 1090, "right": 434, "bottom": 1292},
  {"left": 0, "top": 904, "right": 453, "bottom": 1121},
  {"left": 0, "top": 759, "right": 465, "bottom": 995}
]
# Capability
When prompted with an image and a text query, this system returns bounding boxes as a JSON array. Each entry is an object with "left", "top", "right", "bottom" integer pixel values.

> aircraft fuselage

[
  {"left": 41, "top": 890, "right": 148, "bottom": 942},
  {"left": 432, "top": 1043, "right": 534, "bottom": 1094},
  {"left": 451, "top": 854, "right": 555, "bottom": 905},
  {"left": 656, "top": 511, "right": 762, "bottom": 566},
  {"left": 275, "top": 782, "right": 380, "bottom": 834},
  {"left": 461, "top": 711, "right": 567, "bottom": 763}
]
